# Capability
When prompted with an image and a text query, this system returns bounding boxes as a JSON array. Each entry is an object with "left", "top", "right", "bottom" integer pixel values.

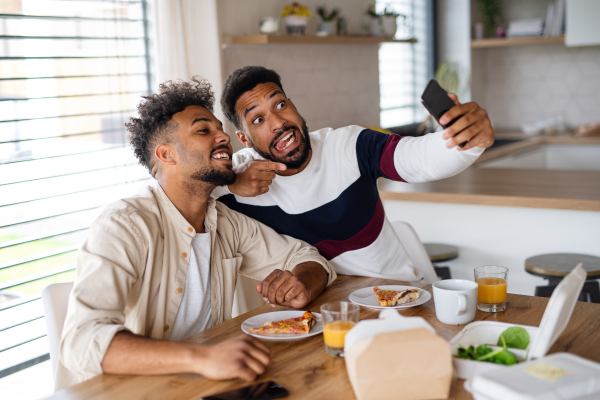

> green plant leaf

[
  {"left": 494, "top": 349, "right": 518, "bottom": 365},
  {"left": 498, "top": 327, "right": 530, "bottom": 349}
]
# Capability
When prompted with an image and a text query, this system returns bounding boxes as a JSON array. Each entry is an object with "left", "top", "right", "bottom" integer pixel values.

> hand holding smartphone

[{"left": 420, "top": 79, "right": 466, "bottom": 148}]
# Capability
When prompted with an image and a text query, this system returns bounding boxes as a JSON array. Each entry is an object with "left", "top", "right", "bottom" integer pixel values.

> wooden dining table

[{"left": 48, "top": 275, "right": 600, "bottom": 400}]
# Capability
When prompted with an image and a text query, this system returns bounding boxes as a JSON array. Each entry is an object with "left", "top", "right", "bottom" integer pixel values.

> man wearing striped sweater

[{"left": 213, "top": 66, "right": 494, "bottom": 282}]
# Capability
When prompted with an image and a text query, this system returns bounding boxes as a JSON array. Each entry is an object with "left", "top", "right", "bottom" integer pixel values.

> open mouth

[
  {"left": 211, "top": 149, "right": 231, "bottom": 161},
  {"left": 273, "top": 130, "right": 297, "bottom": 153}
]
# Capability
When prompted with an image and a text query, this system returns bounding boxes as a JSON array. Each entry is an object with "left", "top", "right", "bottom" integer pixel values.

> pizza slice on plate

[
  {"left": 248, "top": 311, "right": 317, "bottom": 335},
  {"left": 373, "top": 286, "right": 420, "bottom": 307}
]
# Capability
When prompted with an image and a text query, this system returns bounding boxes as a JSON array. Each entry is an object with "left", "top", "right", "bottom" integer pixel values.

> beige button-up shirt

[{"left": 55, "top": 183, "right": 335, "bottom": 391}]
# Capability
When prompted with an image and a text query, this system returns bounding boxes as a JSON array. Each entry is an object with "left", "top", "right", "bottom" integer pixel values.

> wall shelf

[
  {"left": 223, "top": 34, "right": 417, "bottom": 46},
  {"left": 471, "top": 35, "right": 565, "bottom": 48}
]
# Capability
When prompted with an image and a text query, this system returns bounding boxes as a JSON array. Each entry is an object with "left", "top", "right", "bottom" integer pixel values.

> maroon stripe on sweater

[
  {"left": 314, "top": 198, "right": 385, "bottom": 260},
  {"left": 379, "top": 134, "right": 405, "bottom": 182}
]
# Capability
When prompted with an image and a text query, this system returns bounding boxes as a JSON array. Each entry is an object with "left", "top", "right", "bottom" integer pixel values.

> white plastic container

[
  {"left": 449, "top": 321, "right": 538, "bottom": 380},
  {"left": 464, "top": 352, "right": 600, "bottom": 400},
  {"left": 449, "top": 265, "right": 586, "bottom": 380}
]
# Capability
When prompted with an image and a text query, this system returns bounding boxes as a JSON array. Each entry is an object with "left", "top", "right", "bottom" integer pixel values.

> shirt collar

[{"left": 151, "top": 182, "right": 217, "bottom": 237}]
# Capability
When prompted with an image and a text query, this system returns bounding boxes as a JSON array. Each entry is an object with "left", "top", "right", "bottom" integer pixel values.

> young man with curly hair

[
  {"left": 214, "top": 66, "right": 495, "bottom": 283},
  {"left": 55, "top": 77, "right": 335, "bottom": 391}
]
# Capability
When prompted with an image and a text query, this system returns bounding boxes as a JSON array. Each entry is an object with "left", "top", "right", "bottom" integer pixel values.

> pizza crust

[
  {"left": 373, "top": 286, "right": 420, "bottom": 307},
  {"left": 249, "top": 311, "right": 316, "bottom": 335}
]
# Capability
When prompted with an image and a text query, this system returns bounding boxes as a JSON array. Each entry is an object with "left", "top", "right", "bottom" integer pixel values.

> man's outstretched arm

[
  {"left": 359, "top": 95, "right": 494, "bottom": 184},
  {"left": 102, "top": 332, "right": 270, "bottom": 381}
]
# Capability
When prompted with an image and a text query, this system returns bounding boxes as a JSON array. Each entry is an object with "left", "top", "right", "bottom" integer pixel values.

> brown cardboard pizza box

[{"left": 344, "top": 310, "right": 452, "bottom": 400}]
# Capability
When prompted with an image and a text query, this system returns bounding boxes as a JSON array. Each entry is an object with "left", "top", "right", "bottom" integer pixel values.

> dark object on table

[
  {"left": 201, "top": 381, "right": 289, "bottom": 400},
  {"left": 525, "top": 253, "right": 600, "bottom": 303},
  {"left": 425, "top": 243, "right": 458, "bottom": 280}
]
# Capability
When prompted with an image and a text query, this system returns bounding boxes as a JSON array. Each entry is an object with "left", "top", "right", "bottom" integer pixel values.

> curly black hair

[
  {"left": 126, "top": 77, "right": 215, "bottom": 175},
  {"left": 221, "top": 66, "right": 285, "bottom": 130}
]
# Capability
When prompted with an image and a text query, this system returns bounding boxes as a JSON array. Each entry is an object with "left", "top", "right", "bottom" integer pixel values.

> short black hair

[
  {"left": 126, "top": 77, "right": 215, "bottom": 175},
  {"left": 221, "top": 66, "right": 285, "bottom": 130}
]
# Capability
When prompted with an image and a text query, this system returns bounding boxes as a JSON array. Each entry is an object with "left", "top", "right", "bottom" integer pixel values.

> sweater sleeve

[
  {"left": 355, "top": 128, "right": 483, "bottom": 183},
  {"left": 393, "top": 131, "right": 484, "bottom": 183}
]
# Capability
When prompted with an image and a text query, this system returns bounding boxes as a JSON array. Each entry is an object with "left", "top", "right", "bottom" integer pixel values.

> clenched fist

[{"left": 257, "top": 269, "right": 311, "bottom": 308}]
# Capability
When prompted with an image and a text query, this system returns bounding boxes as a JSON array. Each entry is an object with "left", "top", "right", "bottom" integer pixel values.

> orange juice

[
  {"left": 323, "top": 321, "right": 355, "bottom": 348},
  {"left": 476, "top": 277, "right": 507, "bottom": 303}
]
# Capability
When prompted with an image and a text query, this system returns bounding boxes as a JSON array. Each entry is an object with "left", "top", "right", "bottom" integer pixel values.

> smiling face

[
  {"left": 235, "top": 82, "right": 311, "bottom": 172},
  {"left": 168, "top": 105, "right": 236, "bottom": 187}
]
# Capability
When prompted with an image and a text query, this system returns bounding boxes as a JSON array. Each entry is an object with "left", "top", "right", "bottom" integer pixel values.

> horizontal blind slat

[
  {"left": 0, "top": 109, "right": 136, "bottom": 125},
  {"left": 0, "top": 13, "right": 143, "bottom": 22},
  {"left": 0, "top": 227, "right": 88, "bottom": 250},
  {"left": 0, "top": 245, "right": 79, "bottom": 271},
  {"left": 1, "top": 177, "right": 149, "bottom": 208},
  {"left": 0, "top": 72, "right": 147, "bottom": 81},
  {"left": 0, "top": 264, "right": 75, "bottom": 291}
]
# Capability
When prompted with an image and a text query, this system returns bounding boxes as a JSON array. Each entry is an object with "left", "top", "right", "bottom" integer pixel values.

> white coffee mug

[{"left": 432, "top": 279, "right": 478, "bottom": 325}]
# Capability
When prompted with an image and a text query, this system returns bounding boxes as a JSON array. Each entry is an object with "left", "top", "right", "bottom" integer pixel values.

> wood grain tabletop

[
  {"left": 378, "top": 134, "right": 600, "bottom": 212},
  {"left": 47, "top": 275, "right": 600, "bottom": 400}
]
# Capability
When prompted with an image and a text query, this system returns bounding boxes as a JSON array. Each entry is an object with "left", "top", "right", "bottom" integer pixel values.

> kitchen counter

[{"left": 379, "top": 133, "right": 600, "bottom": 211}]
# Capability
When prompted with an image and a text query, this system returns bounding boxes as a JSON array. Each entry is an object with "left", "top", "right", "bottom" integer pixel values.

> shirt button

[
  {"left": 187, "top": 227, "right": 193, "bottom": 233},
  {"left": 176, "top": 287, "right": 183, "bottom": 294},
  {"left": 164, "top": 325, "right": 170, "bottom": 331},
  {"left": 181, "top": 252, "right": 187, "bottom": 258}
]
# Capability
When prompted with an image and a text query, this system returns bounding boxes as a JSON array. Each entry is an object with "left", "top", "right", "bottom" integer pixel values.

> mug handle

[{"left": 457, "top": 294, "right": 467, "bottom": 316}]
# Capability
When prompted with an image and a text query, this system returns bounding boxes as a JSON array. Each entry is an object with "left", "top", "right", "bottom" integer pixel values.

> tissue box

[{"left": 345, "top": 327, "right": 452, "bottom": 400}]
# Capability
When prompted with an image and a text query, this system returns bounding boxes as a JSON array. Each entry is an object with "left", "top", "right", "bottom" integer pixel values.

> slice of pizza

[
  {"left": 373, "top": 286, "right": 420, "bottom": 307},
  {"left": 249, "top": 311, "right": 317, "bottom": 335}
]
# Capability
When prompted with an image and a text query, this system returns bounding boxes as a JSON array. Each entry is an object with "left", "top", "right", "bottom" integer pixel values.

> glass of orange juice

[
  {"left": 320, "top": 301, "right": 360, "bottom": 357},
  {"left": 474, "top": 265, "right": 509, "bottom": 312}
]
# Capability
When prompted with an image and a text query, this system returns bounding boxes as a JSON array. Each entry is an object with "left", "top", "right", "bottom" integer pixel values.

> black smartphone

[
  {"left": 420, "top": 79, "right": 466, "bottom": 147},
  {"left": 201, "top": 381, "right": 289, "bottom": 400}
]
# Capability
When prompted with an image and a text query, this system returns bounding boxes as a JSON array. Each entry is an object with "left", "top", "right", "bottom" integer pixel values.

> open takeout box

[
  {"left": 344, "top": 309, "right": 453, "bottom": 400},
  {"left": 450, "top": 264, "right": 587, "bottom": 380}
]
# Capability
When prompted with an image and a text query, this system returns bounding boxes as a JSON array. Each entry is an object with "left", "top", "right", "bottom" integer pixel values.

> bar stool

[
  {"left": 525, "top": 253, "right": 600, "bottom": 303},
  {"left": 424, "top": 243, "right": 458, "bottom": 280}
]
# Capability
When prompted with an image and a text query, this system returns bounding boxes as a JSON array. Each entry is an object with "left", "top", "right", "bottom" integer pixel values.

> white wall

[
  {"left": 383, "top": 200, "right": 600, "bottom": 296},
  {"left": 218, "top": 0, "right": 374, "bottom": 37},
  {"left": 217, "top": 0, "right": 381, "bottom": 151},
  {"left": 469, "top": 0, "right": 600, "bottom": 130},
  {"left": 471, "top": 44, "right": 600, "bottom": 131}
]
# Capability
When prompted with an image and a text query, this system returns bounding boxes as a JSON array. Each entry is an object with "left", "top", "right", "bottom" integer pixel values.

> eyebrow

[
  {"left": 243, "top": 105, "right": 257, "bottom": 118},
  {"left": 191, "top": 117, "right": 211, "bottom": 126},
  {"left": 269, "top": 90, "right": 283, "bottom": 99},
  {"left": 243, "top": 90, "right": 284, "bottom": 118}
]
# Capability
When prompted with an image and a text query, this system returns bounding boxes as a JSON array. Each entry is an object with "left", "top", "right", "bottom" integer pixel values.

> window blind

[
  {"left": 0, "top": 0, "right": 153, "bottom": 379},
  {"left": 377, "top": 0, "right": 435, "bottom": 128}
]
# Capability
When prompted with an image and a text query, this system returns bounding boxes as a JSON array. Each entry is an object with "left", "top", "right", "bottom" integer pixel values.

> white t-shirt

[{"left": 169, "top": 228, "right": 212, "bottom": 341}]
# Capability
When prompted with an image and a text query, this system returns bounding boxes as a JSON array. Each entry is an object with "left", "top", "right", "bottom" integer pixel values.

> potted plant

[
  {"left": 365, "top": 5, "right": 404, "bottom": 37},
  {"left": 474, "top": 0, "right": 504, "bottom": 37},
  {"left": 281, "top": 2, "right": 311, "bottom": 35},
  {"left": 316, "top": 6, "right": 339, "bottom": 36}
]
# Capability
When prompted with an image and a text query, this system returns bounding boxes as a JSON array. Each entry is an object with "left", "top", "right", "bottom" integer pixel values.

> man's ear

[
  {"left": 155, "top": 144, "right": 176, "bottom": 165},
  {"left": 236, "top": 131, "right": 253, "bottom": 149}
]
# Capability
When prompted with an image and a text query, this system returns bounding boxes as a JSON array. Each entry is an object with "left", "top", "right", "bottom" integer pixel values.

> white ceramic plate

[
  {"left": 348, "top": 285, "right": 431, "bottom": 310},
  {"left": 241, "top": 311, "right": 323, "bottom": 340}
]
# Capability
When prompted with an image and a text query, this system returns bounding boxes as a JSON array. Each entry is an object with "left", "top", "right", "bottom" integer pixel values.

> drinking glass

[
  {"left": 320, "top": 301, "right": 360, "bottom": 357},
  {"left": 474, "top": 265, "right": 509, "bottom": 312}
]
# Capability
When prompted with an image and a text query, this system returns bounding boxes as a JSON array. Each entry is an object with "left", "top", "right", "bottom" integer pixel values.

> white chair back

[
  {"left": 391, "top": 221, "right": 440, "bottom": 284},
  {"left": 41, "top": 282, "right": 74, "bottom": 377}
]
